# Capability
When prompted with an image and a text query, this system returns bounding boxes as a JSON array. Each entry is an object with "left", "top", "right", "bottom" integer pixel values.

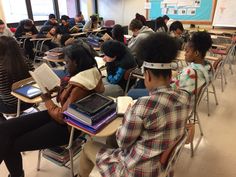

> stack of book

[
  {"left": 64, "top": 93, "right": 117, "bottom": 135},
  {"left": 42, "top": 137, "right": 83, "bottom": 166},
  {"left": 45, "top": 47, "right": 64, "bottom": 60}
]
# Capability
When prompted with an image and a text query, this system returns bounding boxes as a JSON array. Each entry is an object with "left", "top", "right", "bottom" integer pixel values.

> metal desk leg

[
  {"left": 66, "top": 127, "right": 75, "bottom": 177},
  {"left": 16, "top": 99, "right": 21, "bottom": 117}
]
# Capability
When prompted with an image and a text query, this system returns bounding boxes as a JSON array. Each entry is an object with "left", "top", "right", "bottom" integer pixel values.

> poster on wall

[
  {"left": 149, "top": 0, "right": 213, "bottom": 22},
  {"left": 213, "top": 0, "right": 236, "bottom": 27}
]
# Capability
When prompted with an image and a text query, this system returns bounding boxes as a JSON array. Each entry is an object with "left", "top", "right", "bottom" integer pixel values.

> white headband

[{"left": 142, "top": 61, "right": 173, "bottom": 70}]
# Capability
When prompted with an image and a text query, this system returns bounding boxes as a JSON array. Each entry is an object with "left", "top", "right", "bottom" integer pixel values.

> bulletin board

[{"left": 148, "top": 0, "right": 216, "bottom": 24}]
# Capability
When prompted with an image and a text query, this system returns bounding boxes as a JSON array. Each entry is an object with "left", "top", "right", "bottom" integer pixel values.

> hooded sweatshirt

[
  {"left": 171, "top": 61, "right": 212, "bottom": 94},
  {"left": 45, "top": 67, "right": 104, "bottom": 124},
  {"left": 128, "top": 26, "right": 154, "bottom": 58}
]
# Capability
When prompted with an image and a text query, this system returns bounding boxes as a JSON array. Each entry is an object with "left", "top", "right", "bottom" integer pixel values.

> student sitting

[
  {"left": 171, "top": 31, "right": 213, "bottom": 94},
  {"left": 46, "top": 26, "right": 62, "bottom": 47},
  {"left": 0, "top": 36, "right": 33, "bottom": 117},
  {"left": 169, "top": 21, "right": 185, "bottom": 50},
  {"left": 0, "top": 20, "right": 13, "bottom": 37},
  {"left": 83, "top": 15, "right": 100, "bottom": 32},
  {"left": 112, "top": 24, "right": 127, "bottom": 45},
  {"left": 101, "top": 40, "right": 137, "bottom": 97},
  {"left": 15, "top": 19, "right": 38, "bottom": 38},
  {"left": 15, "top": 19, "right": 39, "bottom": 60},
  {"left": 58, "top": 15, "right": 70, "bottom": 35},
  {"left": 69, "top": 12, "right": 85, "bottom": 32},
  {"left": 128, "top": 19, "right": 154, "bottom": 66},
  {"left": 43, "top": 14, "right": 58, "bottom": 27},
  {"left": 77, "top": 33, "right": 191, "bottom": 177},
  {"left": 0, "top": 43, "right": 104, "bottom": 177},
  {"left": 127, "top": 31, "right": 213, "bottom": 99}
]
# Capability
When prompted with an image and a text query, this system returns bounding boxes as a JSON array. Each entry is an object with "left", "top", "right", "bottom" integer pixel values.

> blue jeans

[
  {"left": 127, "top": 89, "right": 149, "bottom": 100},
  {"left": 102, "top": 78, "right": 124, "bottom": 98},
  {"left": 53, "top": 69, "right": 68, "bottom": 79}
]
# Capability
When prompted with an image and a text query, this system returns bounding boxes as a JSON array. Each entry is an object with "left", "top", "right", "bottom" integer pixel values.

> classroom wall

[
  {"left": 0, "top": 0, "right": 5, "bottom": 21},
  {"left": 80, "top": 0, "right": 95, "bottom": 21},
  {"left": 97, "top": 0, "right": 146, "bottom": 26}
]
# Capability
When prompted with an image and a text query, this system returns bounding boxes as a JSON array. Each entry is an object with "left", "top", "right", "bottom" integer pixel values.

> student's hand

[
  {"left": 41, "top": 92, "right": 51, "bottom": 101},
  {"left": 41, "top": 88, "right": 52, "bottom": 101},
  {"left": 50, "top": 86, "right": 60, "bottom": 93},
  {"left": 25, "top": 32, "right": 32, "bottom": 36}
]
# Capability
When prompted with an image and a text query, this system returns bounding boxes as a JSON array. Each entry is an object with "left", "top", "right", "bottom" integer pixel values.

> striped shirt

[{"left": 0, "top": 59, "right": 33, "bottom": 108}]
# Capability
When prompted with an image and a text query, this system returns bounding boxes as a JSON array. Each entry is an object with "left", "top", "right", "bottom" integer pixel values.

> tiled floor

[{"left": 1, "top": 65, "right": 236, "bottom": 177}]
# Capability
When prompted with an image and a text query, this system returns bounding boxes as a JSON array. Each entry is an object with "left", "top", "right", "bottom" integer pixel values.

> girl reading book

[{"left": 0, "top": 43, "right": 104, "bottom": 177}]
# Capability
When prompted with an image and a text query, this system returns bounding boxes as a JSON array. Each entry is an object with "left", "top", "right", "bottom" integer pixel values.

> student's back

[
  {"left": 128, "top": 19, "right": 154, "bottom": 66},
  {"left": 0, "top": 36, "right": 33, "bottom": 114},
  {"left": 102, "top": 40, "right": 137, "bottom": 90},
  {"left": 15, "top": 19, "right": 38, "bottom": 38}
]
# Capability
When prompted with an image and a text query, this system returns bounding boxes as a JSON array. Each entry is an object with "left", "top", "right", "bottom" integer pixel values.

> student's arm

[
  {"left": 116, "top": 103, "right": 143, "bottom": 149},
  {"left": 44, "top": 86, "right": 89, "bottom": 124},
  {"left": 15, "top": 27, "right": 23, "bottom": 38},
  {"left": 107, "top": 67, "right": 125, "bottom": 84}
]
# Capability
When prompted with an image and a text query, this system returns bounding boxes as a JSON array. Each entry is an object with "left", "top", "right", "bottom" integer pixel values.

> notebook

[{"left": 13, "top": 84, "right": 42, "bottom": 99}]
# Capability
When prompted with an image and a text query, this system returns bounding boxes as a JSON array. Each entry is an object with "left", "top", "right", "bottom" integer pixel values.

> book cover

[
  {"left": 69, "top": 93, "right": 114, "bottom": 116},
  {"left": 67, "top": 103, "right": 117, "bottom": 125},
  {"left": 64, "top": 111, "right": 117, "bottom": 134},
  {"left": 29, "top": 63, "right": 60, "bottom": 93}
]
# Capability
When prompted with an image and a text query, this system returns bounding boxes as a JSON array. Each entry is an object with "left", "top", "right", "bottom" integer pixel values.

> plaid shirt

[{"left": 96, "top": 86, "right": 191, "bottom": 177}]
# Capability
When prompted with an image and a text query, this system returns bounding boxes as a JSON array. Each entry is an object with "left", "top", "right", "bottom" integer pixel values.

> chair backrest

[
  {"left": 213, "top": 58, "right": 224, "bottom": 80},
  {"left": 124, "top": 66, "right": 138, "bottom": 80},
  {"left": 160, "top": 131, "right": 187, "bottom": 176},
  {"left": 104, "top": 20, "right": 115, "bottom": 27}
]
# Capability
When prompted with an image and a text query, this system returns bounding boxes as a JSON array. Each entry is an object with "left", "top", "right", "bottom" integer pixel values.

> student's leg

[
  {"left": 0, "top": 99, "right": 33, "bottom": 115},
  {"left": 0, "top": 111, "right": 72, "bottom": 176},
  {"left": 0, "top": 111, "right": 51, "bottom": 176},
  {"left": 127, "top": 88, "right": 149, "bottom": 99},
  {"left": 102, "top": 78, "right": 124, "bottom": 97},
  {"left": 78, "top": 141, "right": 107, "bottom": 177}
]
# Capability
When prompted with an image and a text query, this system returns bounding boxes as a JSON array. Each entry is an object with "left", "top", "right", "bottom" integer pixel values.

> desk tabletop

[
  {"left": 67, "top": 117, "right": 122, "bottom": 137},
  {"left": 43, "top": 56, "right": 64, "bottom": 63},
  {"left": 176, "top": 50, "right": 219, "bottom": 61},
  {"left": 30, "top": 38, "right": 52, "bottom": 41},
  {"left": 11, "top": 91, "right": 42, "bottom": 104},
  {"left": 70, "top": 32, "right": 86, "bottom": 37}
]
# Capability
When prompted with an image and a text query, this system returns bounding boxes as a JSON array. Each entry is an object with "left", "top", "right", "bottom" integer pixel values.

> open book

[
  {"left": 29, "top": 63, "right": 61, "bottom": 94},
  {"left": 116, "top": 96, "right": 135, "bottom": 115}
]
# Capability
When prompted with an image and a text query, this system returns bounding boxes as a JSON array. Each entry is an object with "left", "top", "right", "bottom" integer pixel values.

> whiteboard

[{"left": 213, "top": 0, "right": 236, "bottom": 27}]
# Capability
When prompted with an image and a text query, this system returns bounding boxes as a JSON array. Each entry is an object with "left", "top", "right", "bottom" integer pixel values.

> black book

[{"left": 70, "top": 93, "right": 114, "bottom": 116}]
